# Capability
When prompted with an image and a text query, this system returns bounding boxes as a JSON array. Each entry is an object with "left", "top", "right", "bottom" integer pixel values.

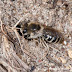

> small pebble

[
  {"left": 63, "top": 41, "right": 67, "bottom": 45},
  {"left": 69, "top": 36, "right": 71, "bottom": 39}
]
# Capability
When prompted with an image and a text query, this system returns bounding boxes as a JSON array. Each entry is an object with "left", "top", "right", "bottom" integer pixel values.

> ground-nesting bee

[{"left": 16, "top": 21, "right": 64, "bottom": 44}]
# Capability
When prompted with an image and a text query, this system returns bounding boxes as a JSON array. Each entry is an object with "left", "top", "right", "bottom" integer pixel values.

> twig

[{"left": 12, "top": 13, "right": 31, "bottom": 29}]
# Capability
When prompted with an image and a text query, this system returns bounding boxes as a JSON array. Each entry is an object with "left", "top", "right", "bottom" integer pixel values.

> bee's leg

[
  {"left": 38, "top": 37, "right": 49, "bottom": 60},
  {"left": 41, "top": 37, "right": 48, "bottom": 48},
  {"left": 37, "top": 37, "right": 48, "bottom": 49}
]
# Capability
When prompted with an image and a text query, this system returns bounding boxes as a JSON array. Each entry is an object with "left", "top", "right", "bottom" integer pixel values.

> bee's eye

[{"left": 23, "top": 29, "right": 27, "bottom": 34}]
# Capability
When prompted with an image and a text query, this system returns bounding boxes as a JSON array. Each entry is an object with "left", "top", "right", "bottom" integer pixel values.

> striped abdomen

[
  {"left": 43, "top": 26, "right": 64, "bottom": 43},
  {"left": 43, "top": 34, "right": 63, "bottom": 43}
]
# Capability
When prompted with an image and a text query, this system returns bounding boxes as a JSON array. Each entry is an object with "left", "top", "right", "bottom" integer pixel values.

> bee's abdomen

[{"left": 43, "top": 34, "right": 63, "bottom": 43}]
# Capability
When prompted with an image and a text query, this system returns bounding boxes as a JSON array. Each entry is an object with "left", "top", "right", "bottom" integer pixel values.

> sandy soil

[{"left": 0, "top": 0, "right": 72, "bottom": 72}]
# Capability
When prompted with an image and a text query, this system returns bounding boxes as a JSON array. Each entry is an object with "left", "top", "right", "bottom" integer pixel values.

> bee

[{"left": 16, "top": 21, "right": 64, "bottom": 44}]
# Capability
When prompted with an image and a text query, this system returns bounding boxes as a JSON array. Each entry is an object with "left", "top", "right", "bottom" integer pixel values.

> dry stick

[
  {"left": 12, "top": 53, "right": 31, "bottom": 70},
  {"left": 2, "top": 35, "right": 30, "bottom": 71},
  {"left": 0, "top": 59, "right": 17, "bottom": 72},
  {"left": 0, "top": 63, "right": 8, "bottom": 72},
  {"left": 1, "top": 20, "right": 16, "bottom": 45},
  {"left": 1, "top": 14, "right": 36, "bottom": 59},
  {"left": 1, "top": 20, "right": 7, "bottom": 35},
  {"left": 11, "top": 13, "right": 32, "bottom": 44},
  {"left": 11, "top": 13, "right": 28, "bottom": 46},
  {"left": 12, "top": 13, "right": 31, "bottom": 29},
  {"left": 1, "top": 21, "right": 30, "bottom": 71},
  {"left": 0, "top": 66, "right": 7, "bottom": 72},
  {"left": 11, "top": 14, "right": 37, "bottom": 59},
  {"left": 13, "top": 27, "right": 36, "bottom": 59}
]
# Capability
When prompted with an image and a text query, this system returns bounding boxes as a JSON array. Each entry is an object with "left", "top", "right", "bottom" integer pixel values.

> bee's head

[
  {"left": 16, "top": 21, "right": 43, "bottom": 39},
  {"left": 23, "top": 22, "right": 41, "bottom": 39}
]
